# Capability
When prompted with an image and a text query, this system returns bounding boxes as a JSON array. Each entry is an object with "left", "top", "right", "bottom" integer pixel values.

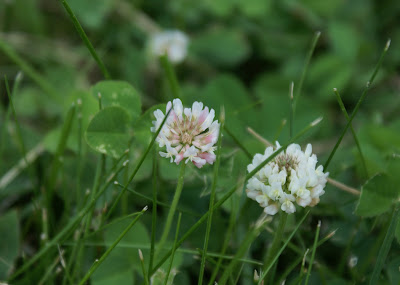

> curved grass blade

[
  {"left": 59, "top": 0, "right": 111, "bottom": 79},
  {"left": 78, "top": 207, "right": 147, "bottom": 285},
  {"left": 324, "top": 39, "right": 391, "bottom": 170}
]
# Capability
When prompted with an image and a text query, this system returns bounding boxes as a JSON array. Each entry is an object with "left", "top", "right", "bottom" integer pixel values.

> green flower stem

[
  {"left": 262, "top": 212, "right": 288, "bottom": 282},
  {"left": 258, "top": 211, "right": 310, "bottom": 284},
  {"left": 305, "top": 220, "right": 321, "bottom": 285},
  {"left": 324, "top": 39, "right": 390, "bottom": 171},
  {"left": 156, "top": 162, "right": 186, "bottom": 258},
  {"left": 160, "top": 54, "right": 181, "bottom": 100},
  {"left": 59, "top": 0, "right": 111, "bottom": 79},
  {"left": 78, "top": 207, "right": 147, "bottom": 285},
  {"left": 198, "top": 110, "right": 224, "bottom": 285},
  {"left": 150, "top": 119, "right": 321, "bottom": 276}
]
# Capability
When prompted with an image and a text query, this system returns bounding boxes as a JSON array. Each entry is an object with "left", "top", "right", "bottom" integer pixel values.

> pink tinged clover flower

[
  {"left": 151, "top": 99, "right": 220, "bottom": 168},
  {"left": 246, "top": 142, "right": 329, "bottom": 215}
]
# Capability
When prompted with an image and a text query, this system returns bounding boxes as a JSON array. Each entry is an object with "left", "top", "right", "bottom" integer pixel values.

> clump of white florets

[
  {"left": 149, "top": 30, "right": 189, "bottom": 64},
  {"left": 151, "top": 99, "right": 219, "bottom": 168},
  {"left": 246, "top": 142, "right": 328, "bottom": 215}
]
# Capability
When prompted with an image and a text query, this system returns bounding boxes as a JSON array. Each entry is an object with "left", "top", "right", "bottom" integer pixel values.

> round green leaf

[
  {"left": 85, "top": 106, "right": 130, "bottom": 158},
  {"left": 91, "top": 80, "right": 142, "bottom": 122}
]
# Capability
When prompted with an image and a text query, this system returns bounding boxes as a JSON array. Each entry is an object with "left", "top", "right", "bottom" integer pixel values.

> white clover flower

[
  {"left": 149, "top": 30, "right": 189, "bottom": 64},
  {"left": 246, "top": 142, "right": 329, "bottom": 215},
  {"left": 151, "top": 99, "right": 220, "bottom": 168}
]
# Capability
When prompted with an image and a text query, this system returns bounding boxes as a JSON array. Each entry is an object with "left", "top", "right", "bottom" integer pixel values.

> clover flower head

[
  {"left": 151, "top": 99, "right": 219, "bottom": 168},
  {"left": 149, "top": 30, "right": 189, "bottom": 64},
  {"left": 246, "top": 142, "right": 329, "bottom": 215}
]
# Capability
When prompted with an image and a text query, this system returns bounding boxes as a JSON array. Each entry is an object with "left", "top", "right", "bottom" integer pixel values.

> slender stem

[
  {"left": 218, "top": 217, "right": 267, "bottom": 285},
  {"left": 148, "top": 149, "right": 158, "bottom": 278},
  {"left": 139, "top": 249, "right": 149, "bottom": 285},
  {"left": 305, "top": 220, "right": 321, "bottom": 285},
  {"left": 225, "top": 126, "right": 252, "bottom": 159},
  {"left": 262, "top": 212, "right": 288, "bottom": 282},
  {"left": 258, "top": 211, "right": 310, "bottom": 284},
  {"left": 156, "top": 162, "right": 186, "bottom": 257},
  {"left": 151, "top": 119, "right": 321, "bottom": 275},
  {"left": 333, "top": 88, "right": 368, "bottom": 178},
  {"left": 105, "top": 107, "right": 174, "bottom": 221},
  {"left": 78, "top": 207, "right": 147, "bottom": 285},
  {"left": 114, "top": 181, "right": 199, "bottom": 217},
  {"left": 289, "top": 82, "right": 294, "bottom": 139},
  {"left": 324, "top": 39, "right": 390, "bottom": 170},
  {"left": 0, "top": 40, "right": 60, "bottom": 101},
  {"left": 8, "top": 158, "right": 128, "bottom": 281},
  {"left": 198, "top": 110, "right": 224, "bottom": 284},
  {"left": 160, "top": 54, "right": 180, "bottom": 100},
  {"left": 164, "top": 212, "right": 182, "bottom": 285},
  {"left": 208, "top": 199, "right": 238, "bottom": 285},
  {"left": 59, "top": 0, "right": 111, "bottom": 79},
  {"left": 293, "top": 31, "right": 321, "bottom": 114}
]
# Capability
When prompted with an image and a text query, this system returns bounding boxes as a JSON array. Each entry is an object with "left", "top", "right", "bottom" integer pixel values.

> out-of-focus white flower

[
  {"left": 246, "top": 142, "right": 329, "bottom": 215},
  {"left": 150, "top": 268, "right": 177, "bottom": 285},
  {"left": 151, "top": 99, "right": 219, "bottom": 168},
  {"left": 149, "top": 30, "right": 189, "bottom": 64}
]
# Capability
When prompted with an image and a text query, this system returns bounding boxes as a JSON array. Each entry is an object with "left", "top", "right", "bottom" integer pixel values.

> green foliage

[
  {"left": 0, "top": 210, "right": 20, "bottom": 280},
  {"left": 1, "top": 0, "right": 400, "bottom": 283},
  {"left": 91, "top": 81, "right": 142, "bottom": 122},
  {"left": 85, "top": 106, "right": 131, "bottom": 158},
  {"left": 356, "top": 174, "right": 398, "bottom": 217}
]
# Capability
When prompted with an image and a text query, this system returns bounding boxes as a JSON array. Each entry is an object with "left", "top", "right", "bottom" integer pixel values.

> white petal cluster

[
  {"left": 149, "top": 30, "right": 189, "bottom": 64},
  {"left": 246, "top": 142, "right": 328, "bottom": 215},
  {"left": 151, "top": 99, "right": 219, "bottom": 168}
]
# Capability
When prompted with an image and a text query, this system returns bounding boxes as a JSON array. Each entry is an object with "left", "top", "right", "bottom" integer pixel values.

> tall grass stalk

[
  {"left": 333, "top": 88, "right": 368, "bottom": 178},
  {"left": 198, "top": 109, "right": 224, "bottom": 284},
  {"left": 8, "top": 159, "right": 128, "bottom": 281},
  {"left": 292, "top": 31, "right": 321, "bottom": 115},
  {"left": 148, "top": 149, "right": 158, "bottom": 278},
  {"left": 218, "top": 217, "right": 268, "bottom": 285},
  {"left": 262, "top": 212, "right": 288, "bottom": 282},
  {"left": 0, "top": 40, "right": 60, "bottom": 101},
  {"left": 304, "top": 220, "right": 321, "bottom": 285},
  {"left": 150, "top": 118, "right": 322, "bottom": 275},
  {"left": 104, "top": 107, "right": 173, "bottom": 222},
  {"left": 208, "top": 198, "right": 239, "bottom": 284},
  {"left": 59, "top": 0, "right": 111, "bottom": 79},
  {"left": 164, "top": 212, "right": 182, "bottom": 285},
  {"left": 369, "top": 205, "right": 399, "bottom": 285},
  {"left": 139, "top": 249, "right": 149, "bottom": 285},
  {"left": 258, "top": 211, "right": 310, "bottom": 284},
  {"left": 78, "top": 206, "right": 147, "bottom": 285},
  {"left": 324, "top": 39, "right": 390, "bottom": 170}
]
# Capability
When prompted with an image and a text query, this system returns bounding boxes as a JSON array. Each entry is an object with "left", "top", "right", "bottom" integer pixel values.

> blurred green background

[{"left": 1, "top": 0, "right": 400, "bottom": 284}]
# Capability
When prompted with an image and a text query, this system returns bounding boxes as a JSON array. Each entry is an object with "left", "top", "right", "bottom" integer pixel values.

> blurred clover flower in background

[
  {"left": 149, "top": 30, "right": 189, "bottom": 64},
  {"left": 151, "top": 99, "right": 219, "bottom": 168},
  {"left": 246, "top": 143, "right": 329, "bottom": 215}
]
